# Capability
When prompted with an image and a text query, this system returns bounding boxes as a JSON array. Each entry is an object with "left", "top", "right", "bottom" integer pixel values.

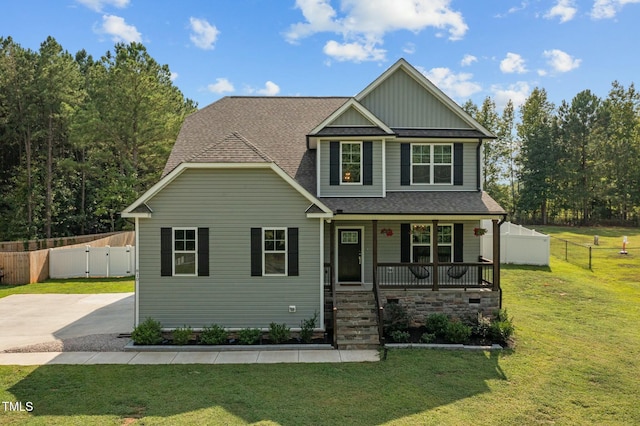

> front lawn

[
  {"left": 1, "top": 228, "right": 639, "bottom": 424},
  {"left": 0, "top": 277, "right": 134, "bottom": 299}
]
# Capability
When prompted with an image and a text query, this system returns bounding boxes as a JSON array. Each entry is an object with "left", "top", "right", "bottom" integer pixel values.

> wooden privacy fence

[{"left": 0, "top": 232, "right": 134, "bottom": 285}]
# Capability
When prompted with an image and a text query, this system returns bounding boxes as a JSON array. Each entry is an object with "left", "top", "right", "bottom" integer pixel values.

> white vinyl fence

[
  {"left": 49, "top": 245, "right": 135, "bottom": 279},
  {"left": 481, "top": 221, "right": 550, "bottom": 266}
]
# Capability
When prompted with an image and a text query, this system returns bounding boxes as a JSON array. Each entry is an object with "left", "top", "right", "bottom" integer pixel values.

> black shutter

[
  {"left": 363, "top": 141, "right": 373, "bottom": 185},
  {"left": 198, "top": 227, "right": 209, "bottom": 276},
  {"left": 401, "top": 223, "right": 411, "bottom": 262},
  {"left": 330, "top": 142, "right": 340, "bottom": 185},
  {"left": 250, "top": 228, "right": 262, "bottom": 276},
  {"left": 161, "top": 227, "right": 172, "bottom": 276},
  {"left": 453, "top": 143, "right": 463, "bottom": 186},
  {"left": 400, "top": 143, "right": 410, "bottom": 186},
  {"left": 288, "top": 228, "right": 299, "bottom": 276},
  {"left": 453, "top": 223, "right": 464, "bottom": 262}
]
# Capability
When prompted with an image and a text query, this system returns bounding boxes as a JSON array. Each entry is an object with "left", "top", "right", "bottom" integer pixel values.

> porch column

[
  {"left": 330, "top": 220, "right": 335, "bottom": 290},
  {"left": 372, "top": 220, "right": 378, "bottom": 288},
  {"left": 432, "top": 219, "right": 439, "bottom": 291},
  {"left": 492, "top": 219, "right": 500, "bottom": 291}
]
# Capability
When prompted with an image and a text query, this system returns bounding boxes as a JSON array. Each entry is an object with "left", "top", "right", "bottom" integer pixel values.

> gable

[
  {"left": 358, "top": 66, "right": 471, "bottom": 129},
  {"left": 330, "top": 105, "right": 375, "bottom": 126}
]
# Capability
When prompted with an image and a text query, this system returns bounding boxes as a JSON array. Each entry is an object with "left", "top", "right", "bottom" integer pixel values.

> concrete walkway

[{"left": 0, "top": 349, "right": 379, "bottom": 365}]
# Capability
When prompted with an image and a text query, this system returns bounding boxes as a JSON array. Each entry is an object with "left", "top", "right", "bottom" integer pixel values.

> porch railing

[{"left": 376, "top": 259, "right": 493, "bottom": 290}]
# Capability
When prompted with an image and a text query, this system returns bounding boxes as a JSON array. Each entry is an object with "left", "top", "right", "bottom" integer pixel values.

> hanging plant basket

[
  {"left": 474, "top": 227, "right": 488, "bottom": 237},
  {"left": 380, "top": 228, "right": 393, "bottom": 237}
]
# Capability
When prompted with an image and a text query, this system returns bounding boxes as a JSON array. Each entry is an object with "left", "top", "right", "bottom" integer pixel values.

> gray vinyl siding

[
  {"left": 331, "top": 107, "right": 372, "bottom": 126},
  {"left": 386, "top": 141, "right": 478, "bottom": 191},
  {"left": 137, "top": 168, "right": 321, "bottom": 329},
  {"left": 323, "top": 220, "right": 481, "bottom": 285},
  {"left": 318, "top": 140, "right": 384, "bottom": 197},
  {"left": 359, "top": 68, "right": 471, "bottom": 129}
]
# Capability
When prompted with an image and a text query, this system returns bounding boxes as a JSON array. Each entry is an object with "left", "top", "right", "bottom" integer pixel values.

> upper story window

[
  {"left": 411, "top": 143, "right": 452, "bottom": 185},
  {"left": 341, "top": 142, "right": 362, "bottom": 184}
]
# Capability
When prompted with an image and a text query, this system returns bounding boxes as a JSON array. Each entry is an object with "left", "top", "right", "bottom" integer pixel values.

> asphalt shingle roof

[
  {"left": 164, "top": 96, "right": 349, "bottom": 193},
  {"left": 320, "top": 191, "right": 506, "bottom": 215}
]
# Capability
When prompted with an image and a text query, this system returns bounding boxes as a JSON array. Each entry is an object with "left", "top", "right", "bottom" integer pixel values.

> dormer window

[{"left": 341, "top": 142, "right": 362, "bottom": 184}]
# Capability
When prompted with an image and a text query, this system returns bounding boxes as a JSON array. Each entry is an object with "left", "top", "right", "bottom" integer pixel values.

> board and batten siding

[
  {"left": 318, "top": 140, "right": 384, "bottom": 197},
  {"left": 331, "top": 106, "right": 373, "bottom": 126},
  {"left": 386, "top": 141, "right": 478, "bottom": 191},
  {"left": 137, "top": 168, "right": 321, "bottom": 329},
  {"left": 359, "top": 68, "right": 472, "bottom": 129}
]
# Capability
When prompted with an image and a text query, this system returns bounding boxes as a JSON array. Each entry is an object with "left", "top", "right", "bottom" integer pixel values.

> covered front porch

[{"left": 322, "top": 217, "right": 503, "bottom": 349}]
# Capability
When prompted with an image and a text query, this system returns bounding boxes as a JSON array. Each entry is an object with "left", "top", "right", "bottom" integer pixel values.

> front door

[{"left": 337, "top": 229, "right": 362, "bottom": 283}]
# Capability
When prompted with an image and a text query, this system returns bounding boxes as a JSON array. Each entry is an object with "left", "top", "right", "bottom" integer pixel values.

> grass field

[
  {"left": 1, "top": 227, "right": 639, "bottom": 425},
  {"left": 0, "top": 277, "right": 134, "bottom": 299}
]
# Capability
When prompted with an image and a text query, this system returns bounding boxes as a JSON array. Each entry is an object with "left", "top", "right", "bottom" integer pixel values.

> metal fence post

[
  {"left": 589, "top": 246, "right": 592, "bottom": 270},
  {"left": 565, "top": 241, "right": 568, "bottom": 261}
]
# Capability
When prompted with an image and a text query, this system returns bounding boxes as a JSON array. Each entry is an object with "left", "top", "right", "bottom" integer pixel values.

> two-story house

[{"left": 122, "top": 59, "right": 506, "bottom": 348}]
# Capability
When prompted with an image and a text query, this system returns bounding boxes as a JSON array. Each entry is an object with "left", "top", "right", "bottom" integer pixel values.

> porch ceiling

[{"left": 319, "top": 191, "right": 506, "bottom": 217}]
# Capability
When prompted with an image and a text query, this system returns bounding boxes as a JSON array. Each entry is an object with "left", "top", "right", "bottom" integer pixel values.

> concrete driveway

[{"left": 0, "top": 293, "right": 133, "bottom": 351}]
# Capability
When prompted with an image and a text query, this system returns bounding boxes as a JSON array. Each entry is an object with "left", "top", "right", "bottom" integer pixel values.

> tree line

[
  {"left": 1, "top": 36, "right": 638, "bottom": 241},
  {"left": 0, "top": 36, "right": 197, "bottom": 241},
  {"left": 464, "top": 82, "right": 640, "bottom": 226}
]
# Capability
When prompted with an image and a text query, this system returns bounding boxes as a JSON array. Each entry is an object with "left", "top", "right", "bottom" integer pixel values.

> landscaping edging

[
  {"left": 124, "top": 341, "right": 333, "bottom": 352},
  {"left": 385, "top": 343, "right": 503, "bottom": 350}
]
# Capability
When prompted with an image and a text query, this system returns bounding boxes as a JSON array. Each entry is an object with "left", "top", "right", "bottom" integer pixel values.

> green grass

[
  {"left": 1, "top": 228, "right": 639, "bottom": 424},
  {"left": 0, "top": 277, "right": 134, "bottom": 299}
]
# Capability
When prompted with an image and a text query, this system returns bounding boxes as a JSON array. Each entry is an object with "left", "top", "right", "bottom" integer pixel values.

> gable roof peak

[{"left": 188, "top": 131, "right": 274, "bottom": 164}]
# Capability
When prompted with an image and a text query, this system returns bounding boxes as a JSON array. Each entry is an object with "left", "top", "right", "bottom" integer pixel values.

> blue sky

[{"left": 1, "top": 0, "right": 638, "bottom": 111}]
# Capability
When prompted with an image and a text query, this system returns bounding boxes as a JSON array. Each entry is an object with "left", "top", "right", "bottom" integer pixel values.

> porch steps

[{"left": 335, "top": 291, "right": 380, "bottom": 350}]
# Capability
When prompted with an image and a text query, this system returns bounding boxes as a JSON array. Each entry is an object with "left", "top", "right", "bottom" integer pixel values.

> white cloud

[
  {"left": 207, "top": 78, "right": 234, "bottom": 94},
  {"left": 545, "top": 0, "right": 577, "bottom": 22},
  {"left": 170, "top": 72, "right": 179, "bottom": 81},
  {"left": 591, "top": 0, "right": 640, "bottom": 19},
  {"left": 95, "top": 15, "right": 141, "bottom": 43},
  {"left": 323, "top": 40, "right": 385, "bottom": 62},
  {"left": 461, "top": 54, "right": 477, "bottom": 67},
  {"left": 256, "top": 81, "right": 281, "bottom": 96},
  {"left": 286, "top": 0, "right": 468, "bottom": 62},
  {"left": 77, "top": 0, "right": 129, "bottom": 12},
  {"left": 491, "top": 81, "right": 531, "bottom": 110},
  {"left": 419, "top": 67, "right": 482, "bottom": 99},
  {"left": 189, "top": 17, "right": 219, "bottom": 50},
  {"left": 500, "top": 52, "right": 527, "bottom": 74},
  {"left": 403, "top": 42, "right": 416, "bottom": 55},
  {"left": 543, "top": 49, "right": 581, "bottom": 72}
]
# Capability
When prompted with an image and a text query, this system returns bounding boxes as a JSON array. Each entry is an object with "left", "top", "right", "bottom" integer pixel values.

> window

[
  {"left": 263, "top": 228, "right": 287, "bottom": 275},
  {"left": 174, "top": 228, "right": 197, "bottom": 275},
  {"left": 410, "top": 224, "right": 453, "bottom": 262},
  {"left": 411, "top": 224, "right": 431, "bottom": 263},
  {"left": 341, "top": 142, "right": 362, "bottom": 184},
  {"left": 411, "top": 143, "right": 452, "bottom": 184}
]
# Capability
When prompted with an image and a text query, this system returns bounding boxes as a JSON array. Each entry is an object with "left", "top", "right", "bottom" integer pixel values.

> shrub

[
  {"left": 490, "top": 309, "right": 515, "bottom": 344},
  {"left": 200, "top": 324, "right": 228, "bottom": 345},
  {"left": 420, "top": 332, "right": 436, "bottom": 343},
  {"left": 473, "top": 312, "right": 492, "bottom": 339},
  {"left": 238, "top": 328, "right": 262, "bottom": 345},
  {"left": 390, "top": 330, "right": 411, "bottom": 343},
  {"left": 425, "top": 313, "right": 450, "bottom": 338},
  {"left": 445, "top": 319, "right": 472, "bottom": 344},
  {"left": 269, "top": 322, "right": 291, "bottom": 344},
  {"left": 299, "top": 312, "right": 318, "bottom": 343},
  {"left": 172, "top": 325, "right": 193, "bottom": 345},
  {"left": 131, "top": 317, "right": 163, "bottom": 345},
  {"left": 383, "top": 302, "right": 410, "bottom": 334}
]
